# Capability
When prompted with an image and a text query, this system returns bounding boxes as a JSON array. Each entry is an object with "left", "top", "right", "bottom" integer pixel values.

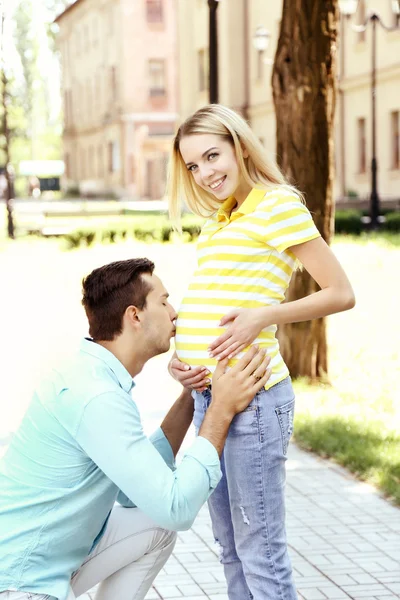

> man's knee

[{"left": 154, "top": 527, "right": 177, "bottom": 552}]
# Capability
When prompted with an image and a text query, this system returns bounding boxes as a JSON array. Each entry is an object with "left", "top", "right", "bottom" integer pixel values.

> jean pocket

[
  {"left": 275, "top": 399, "right": 295, "bottom": 455},
  {"left": 229, "top": 400, "right": 258, "bottom": 436}
]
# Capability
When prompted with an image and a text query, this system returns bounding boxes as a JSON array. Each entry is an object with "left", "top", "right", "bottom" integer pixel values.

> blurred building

[
  {"left": 178, "top": 0, "right": 400, "bottom": 201},
  {"left": 56, "top": 0, "right": 178, "bottom": 199}
]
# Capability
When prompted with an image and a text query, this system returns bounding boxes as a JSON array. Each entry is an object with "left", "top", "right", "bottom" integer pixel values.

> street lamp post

[
  {"left": 208, "top": 0, "right": 220, "bottom": 104},
  {"left": 339, "top": 0, "right": 400, "bottom": 230}
]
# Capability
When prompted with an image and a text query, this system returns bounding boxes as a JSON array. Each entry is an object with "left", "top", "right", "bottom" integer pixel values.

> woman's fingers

[
  {"left": 252, "top": 367, "right": 272, "bottom": 393},
  {"left": 169, "top": 358, "right": 191, "bottom": 372},
  {"left": 171, "top": 364, "right": 210, "bottom": 388},
  {"left": 242, "top": 347, "right": 267, "bottom": 377}
]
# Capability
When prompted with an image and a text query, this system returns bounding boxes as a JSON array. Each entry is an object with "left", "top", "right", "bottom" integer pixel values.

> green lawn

[{"left": 293, "top": 235, "right": 400, "bottom": 504}]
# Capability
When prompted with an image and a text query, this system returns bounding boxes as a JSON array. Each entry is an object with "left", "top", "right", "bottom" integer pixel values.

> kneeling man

[{"left": 0, "top": 258, "right": 270, "bottom": 600}]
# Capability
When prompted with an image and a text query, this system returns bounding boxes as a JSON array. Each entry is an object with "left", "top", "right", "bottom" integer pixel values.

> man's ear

[{"left": 124, "top": 305, "right": 141, "bottom": 329}]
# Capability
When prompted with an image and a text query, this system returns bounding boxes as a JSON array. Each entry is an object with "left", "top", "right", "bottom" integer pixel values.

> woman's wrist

[{"left": 259, "top": 306, "right": 277, "bottom": 328}]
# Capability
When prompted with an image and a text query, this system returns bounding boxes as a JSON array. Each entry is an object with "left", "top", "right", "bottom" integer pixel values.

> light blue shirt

[{"left": 0, "top": 338, "right": 221, "bottom": 600}]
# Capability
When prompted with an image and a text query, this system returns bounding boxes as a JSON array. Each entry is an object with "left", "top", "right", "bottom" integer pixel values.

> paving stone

[
  {"left": 153, "top": 584, "right": 183, "bottom": 598},
  {"left": 177, "top": 584, "right": 206, "bottom": 596}
]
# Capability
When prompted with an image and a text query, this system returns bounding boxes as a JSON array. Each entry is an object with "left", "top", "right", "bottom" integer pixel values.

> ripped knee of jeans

[
  {"left": 214, "top": 538, "right": 224, "bottom": 562},
  {"left": 239, "top": 506, "right": 250, "bottom": 525}
]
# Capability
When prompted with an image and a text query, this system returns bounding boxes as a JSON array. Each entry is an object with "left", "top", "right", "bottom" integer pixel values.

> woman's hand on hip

[
  {"left": 208, "top": 308, "right": 270, "bottom": 360},
  {"left": 168, "top": 352, "right": 211, "bottom": 391}
]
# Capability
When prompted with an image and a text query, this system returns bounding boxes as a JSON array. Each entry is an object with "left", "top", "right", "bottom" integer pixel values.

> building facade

[
  {"left": 56, "top": 0, "right": 178, "bottom": 199},
  {"left": 178, "top": 0, "right": 400, "bottom": 201}
]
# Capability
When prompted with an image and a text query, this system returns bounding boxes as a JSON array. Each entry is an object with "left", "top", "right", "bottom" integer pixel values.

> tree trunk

[
  {"left": 1, "top": 12, "right": 15, "bottom": 240},
  {"left": 272, "top": 0, "right": 338, "bottom": 379}
]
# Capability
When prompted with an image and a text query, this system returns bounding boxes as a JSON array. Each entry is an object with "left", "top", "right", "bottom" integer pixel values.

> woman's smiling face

[{"left": 179, "top": 134, "right": 244, "bottom": 201}]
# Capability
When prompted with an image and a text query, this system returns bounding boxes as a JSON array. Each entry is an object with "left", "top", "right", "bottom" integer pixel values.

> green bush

[
  {"left": 385, "top": 212, "right": 400, "bottom": 232},
  {"left": 334, "top": 209, "right": 363, "bottom": 235},
  {"left": 60, "top": 215, "right": 204, "bottom": 250},
  {"left": 334, "top": 209, "right": 400, "bottom": 234}
]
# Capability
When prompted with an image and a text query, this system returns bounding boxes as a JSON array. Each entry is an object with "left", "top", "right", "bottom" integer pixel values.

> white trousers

[{"left": 0, "top": 505, "right": 177, "bottom": 600}]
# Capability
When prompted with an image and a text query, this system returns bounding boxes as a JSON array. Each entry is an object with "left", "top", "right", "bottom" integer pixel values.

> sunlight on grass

[{"left": 292, "top": 236, "right": 400, "bottom": 503}]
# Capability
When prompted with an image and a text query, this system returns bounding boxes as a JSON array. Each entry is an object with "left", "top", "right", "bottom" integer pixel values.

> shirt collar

[
  {"left": 216, "top": 188, "right": 267, "bottom": 221},
  {"left": 80, "top": 337, "right": 135, "bottom": 394}
]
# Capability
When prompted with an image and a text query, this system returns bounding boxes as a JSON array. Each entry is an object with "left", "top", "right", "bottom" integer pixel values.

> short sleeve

[{"left": 260, "top": 193, "right": 320, "bottom": 253}]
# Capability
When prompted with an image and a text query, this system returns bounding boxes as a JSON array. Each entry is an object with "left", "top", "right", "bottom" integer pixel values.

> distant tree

[
  {"left": 272, "top": 0, "right": 338, "bottom": 379},
  {"left": 13, "top": 0, "right": 42, "bottom": 159},
  {"left": 1, "top": 11, "right": 15, "bottom": 238}
]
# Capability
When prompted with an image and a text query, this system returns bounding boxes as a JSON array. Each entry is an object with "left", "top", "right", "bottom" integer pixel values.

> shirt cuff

[
  {"left": 149, "top": 427, "right": 176, "bottom": 471},
  {"left": 185, "top": 436, "right": 222, "bottom": 490}
]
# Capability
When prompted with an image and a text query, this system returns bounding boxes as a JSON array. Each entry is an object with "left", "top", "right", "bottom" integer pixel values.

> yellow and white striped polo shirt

[{"left": 175, "top": 187, "right": 321, "bottom": 389}]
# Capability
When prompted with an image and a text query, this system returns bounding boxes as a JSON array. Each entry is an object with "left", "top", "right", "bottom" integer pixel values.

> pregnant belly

[{"left": 174, "top": 315, "right": 223, "bottom": 370}]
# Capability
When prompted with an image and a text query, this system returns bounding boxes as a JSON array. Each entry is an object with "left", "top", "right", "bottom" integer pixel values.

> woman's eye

[
  {"left": 208, "top": 153, "right": 218, "bottom": 160},
  {"left": 188, "top": 165, "right": 197, "bottom": 172}
]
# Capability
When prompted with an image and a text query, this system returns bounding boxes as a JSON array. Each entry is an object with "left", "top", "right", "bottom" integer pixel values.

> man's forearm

[
  {"left": 160, "top": 388, "right": 194, "bottom": 456},
  {"left": 198, "top": 404, "right": 233, "bottom": 457}
]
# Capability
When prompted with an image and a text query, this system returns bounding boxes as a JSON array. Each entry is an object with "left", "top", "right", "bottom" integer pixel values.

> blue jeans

[{"left": 193, "top": 377, "right": 298, "bottom": 600}]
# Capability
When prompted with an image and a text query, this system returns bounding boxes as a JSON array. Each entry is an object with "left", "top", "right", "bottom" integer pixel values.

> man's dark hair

[{"left": 82, "top": 258, "right": 155, "bottom": 341}]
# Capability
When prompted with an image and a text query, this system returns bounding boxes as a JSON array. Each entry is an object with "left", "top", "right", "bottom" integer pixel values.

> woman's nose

[{"left": 199, "top": 164, "right": 215, "bottom": 182}]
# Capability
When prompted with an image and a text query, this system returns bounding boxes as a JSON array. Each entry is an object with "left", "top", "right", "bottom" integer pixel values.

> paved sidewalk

[{"left": 79, "top": 443, "right": 399, "bottom": 600}]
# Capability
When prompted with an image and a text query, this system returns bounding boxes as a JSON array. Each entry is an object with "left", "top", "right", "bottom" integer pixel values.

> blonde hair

[{"left": 167, "top": 104, "right": 302, "bottom": 226}]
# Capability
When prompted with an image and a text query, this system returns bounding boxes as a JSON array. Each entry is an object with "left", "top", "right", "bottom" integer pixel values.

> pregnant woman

[{"left": 167, "top": 104, "right": 355, "bottom": 599}]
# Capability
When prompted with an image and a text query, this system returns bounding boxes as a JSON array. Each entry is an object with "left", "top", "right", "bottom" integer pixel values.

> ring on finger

[{"left": 252, "top": 372, "right": 262, "bottom": 381}]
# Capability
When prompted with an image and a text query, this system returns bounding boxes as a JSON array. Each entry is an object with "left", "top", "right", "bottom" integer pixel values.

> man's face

[{"left": 139, "top": 273, "right": 177, "bottom": 356}]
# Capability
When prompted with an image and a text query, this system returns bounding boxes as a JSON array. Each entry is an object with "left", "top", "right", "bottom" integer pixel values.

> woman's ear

[{"left": 241, "top": 144, "right": 249, "bottom": 159}]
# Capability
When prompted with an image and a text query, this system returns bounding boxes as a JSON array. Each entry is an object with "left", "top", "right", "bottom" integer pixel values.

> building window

[
  {"left": 358, "top": 118, "right": 367, "bottom": 174},
  {"left": 356, "top": 0, "right": 366, "bottom": 42},
  {"left": 198, "top": 49, "right": 208, "bottom": 92},
  {"left": 65, "top": 153, "right": 70, "bottom": 178},
  {"left": 69, "top": 90, "right": 73, "bottom": 126},
  {"left": 89, "top": 146, "right": 95, "bottom": 177},
  {"left": 92, "top": 18, "right": 98, "bottom": 46},
  {"left": 64, "top": 91, "right": 69, "bottom": 127},
  {"left": 148, "top": 59, "right": 166, "bottom": 96},
  {"left": 146, "top": 0, "right": 163, "bottom": 23},
  {"left": 108, "top": 5, "right": 114, "bottom": 35},
  {"left": 108, "top": 141, "right": 120, "bottom": 173},
  {"left": 257, "top": 50, "right": 265, "bottom": 81},
  {"left": 81, "top": 148, "right": 86, "bottom": 180},
  {"left": 110, "top": 66, "right": 118, "bottom": 102},
  {"left": 98, "top": 146, "right": 103, "bottom": 178},
  {"left": 391, "top": 111, "right": 400, "bottom": 170},
  {"left": 84, "top": 24, "right": 90, "bottom": 50},
  {"left": 393, "top": 2, "right": 400, "bottom": 27},
  {"left": 86, "top": 80, "right": 92, "bottom": 123}
]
